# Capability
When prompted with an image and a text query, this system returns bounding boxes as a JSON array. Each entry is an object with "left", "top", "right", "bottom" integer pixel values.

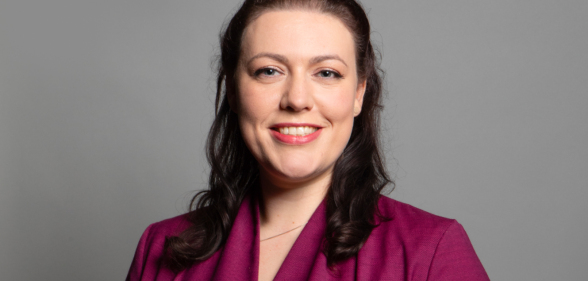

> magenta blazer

[{"left": 127, "top": 195, "right": 489, "bottom": 280}]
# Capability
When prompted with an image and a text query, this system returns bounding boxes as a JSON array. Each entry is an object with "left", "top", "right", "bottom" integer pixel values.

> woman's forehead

[{"left": 240, "top": 10, "right": 356, "bottom": 64}]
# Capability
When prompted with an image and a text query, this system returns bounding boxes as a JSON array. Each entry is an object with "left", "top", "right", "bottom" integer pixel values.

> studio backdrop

[{"left": 0, "top": 0, "right": 587, "bottom": 280}]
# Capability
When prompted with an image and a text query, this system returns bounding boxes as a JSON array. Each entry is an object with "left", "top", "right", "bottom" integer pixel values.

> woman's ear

[{"left": 354, "top": 79, "right": 367, "bottom": 117}]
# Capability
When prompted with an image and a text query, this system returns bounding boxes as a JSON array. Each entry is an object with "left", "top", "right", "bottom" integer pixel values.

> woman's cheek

[
  {"left": 317, "top": 91, "right": 356, "bottom": 123},
  {"left": 238, "top": 83, "right": 280, "bottom": 120}
]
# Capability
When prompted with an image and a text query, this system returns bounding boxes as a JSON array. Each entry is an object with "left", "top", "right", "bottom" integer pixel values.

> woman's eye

[
  {"left": 318, "top": 70, "right": 341, "bottom": 78},
  {"left": 255, "top": 68, "right": 279, "bottom": 77}
]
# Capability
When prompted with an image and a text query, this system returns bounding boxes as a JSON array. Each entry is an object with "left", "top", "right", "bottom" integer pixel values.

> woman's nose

[{"left": 280, "top": 73, "right": 314, "bottom": 112}]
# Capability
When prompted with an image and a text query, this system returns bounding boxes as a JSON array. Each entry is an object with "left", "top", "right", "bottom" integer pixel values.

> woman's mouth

[
  {"left": 270, "top": 124, "right": 322, "bottom": 144},
  {"left": 275, "top": 126, "right": 318, "bottom": 136}
]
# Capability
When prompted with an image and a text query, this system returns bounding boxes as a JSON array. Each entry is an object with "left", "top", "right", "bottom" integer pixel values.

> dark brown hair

[{"left": 164, "top": 0, "right": 392, "bottom": 271}]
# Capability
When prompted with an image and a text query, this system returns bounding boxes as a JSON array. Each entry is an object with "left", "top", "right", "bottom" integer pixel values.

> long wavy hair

[{"left": 164, "top": 0, "right": 393, "bottom": 271}]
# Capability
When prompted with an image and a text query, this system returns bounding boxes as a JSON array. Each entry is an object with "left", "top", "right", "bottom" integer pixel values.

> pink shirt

[{"left": 127, "top": 195, "right": 489, "bottom": 280}]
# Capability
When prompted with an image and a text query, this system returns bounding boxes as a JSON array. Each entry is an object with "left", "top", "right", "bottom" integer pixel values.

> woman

[{"left": 127, "top": 0, "right": 489, "bottom": 280}]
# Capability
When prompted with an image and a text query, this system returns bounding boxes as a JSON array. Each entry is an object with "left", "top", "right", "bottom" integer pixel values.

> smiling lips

[
  {"left": 278, "top": 126, "right": 318, "bottom": 136},
  {"left": 271, "top": 124, "right": 322, "bottom": 145}
]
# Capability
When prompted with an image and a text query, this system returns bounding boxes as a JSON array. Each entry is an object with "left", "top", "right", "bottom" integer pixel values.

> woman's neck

[{"left": 258, "top": 170, "right": 331, "bottom": 229}]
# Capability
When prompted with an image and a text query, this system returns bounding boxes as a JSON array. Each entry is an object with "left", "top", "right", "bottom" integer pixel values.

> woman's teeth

[{"left": 278, "top": 126, "right": 318, "bottom": 136}]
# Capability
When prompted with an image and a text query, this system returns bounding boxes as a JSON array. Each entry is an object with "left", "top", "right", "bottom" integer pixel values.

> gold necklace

[{"left": 260, "top": 223, "right": 306, "bottom": 242}]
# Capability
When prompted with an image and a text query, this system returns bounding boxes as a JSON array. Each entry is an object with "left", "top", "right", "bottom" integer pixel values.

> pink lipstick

[{"left": 270, "top": 123, "right": 322, "bottom": 145}]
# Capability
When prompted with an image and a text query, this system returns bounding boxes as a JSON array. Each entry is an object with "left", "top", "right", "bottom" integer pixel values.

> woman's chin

[
  {"left": 262, "top": 164, "right": 332, "bottom": 186},
  {"left": 281, "top": 170, "right": 318, "bottom": 182}
]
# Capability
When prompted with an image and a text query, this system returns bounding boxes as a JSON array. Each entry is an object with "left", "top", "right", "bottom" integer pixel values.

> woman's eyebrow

[
  {"left": 310, "top": 55, "right": 347, "bottom": 67},
  {"left": 247, "top": 52, "right": 288, "bottom": 65},
  {"left": 246, "top": 53, "right": 347, "bottom": 67}
]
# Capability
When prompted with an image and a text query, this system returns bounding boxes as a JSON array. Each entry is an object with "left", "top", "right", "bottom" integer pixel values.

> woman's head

[
  {"left": 235, "top": 10, "right": 364, "bottom": 187},
  {"left": 216, "top": 0, "right": 384, "bottom": 186}
]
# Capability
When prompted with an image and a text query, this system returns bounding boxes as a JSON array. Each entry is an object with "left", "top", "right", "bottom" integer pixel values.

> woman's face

[{"left": 235, "top": 10, "right": 365, "bottom": 187}]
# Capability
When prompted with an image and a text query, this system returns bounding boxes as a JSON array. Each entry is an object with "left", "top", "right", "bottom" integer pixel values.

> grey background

[{"left": 0, "top": 0, "right": 586, "bottom": 280}]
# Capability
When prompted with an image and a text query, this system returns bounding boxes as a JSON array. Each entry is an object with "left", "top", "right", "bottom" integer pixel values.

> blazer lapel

[
  {"left": 273, "top": 201, "right": 327, "bottom": 281},
  {"left": 212, "top": 195, "right": 260, "bottom": 281}
]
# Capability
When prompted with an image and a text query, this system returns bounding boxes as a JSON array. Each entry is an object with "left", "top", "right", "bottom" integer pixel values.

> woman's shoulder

[
  {"left": 126, "top": 213, "right": 193, "bottom": 280},
  {"left": 143, "top": 213, "right": 192, "bottom": 238},
  {"left": 359, "top": 196, "right": 489, "bottom": 280},
  {"left": 373, "top": 195, "right": 461, "bottom": 247},
  {"left": 377, "top": 195, "right": 455, "bottom": 229}
]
